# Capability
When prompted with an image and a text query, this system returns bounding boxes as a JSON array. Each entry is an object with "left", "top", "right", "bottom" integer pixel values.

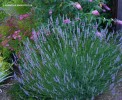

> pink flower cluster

[
  {"left": 19, "top": 14, "right": 30, "bottom": 20},
  {"left": 72, "top": 1, "right": 111, "bottom": 16},
  {"left": 12, "top": 30, "right": 21, "bottom": 40},
  {"left": 89, "top": 2, "right": 111, "bottom": 15},
  {"left": 1, "top": 40, "right": 9, "bottom": 47}
]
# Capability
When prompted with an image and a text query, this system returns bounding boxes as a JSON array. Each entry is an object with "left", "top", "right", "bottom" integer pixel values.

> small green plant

[
  {"left": 0, "top": 56, "right": 12, "bottom": 84},
  {"left": 0, "top": 8, "right": 8, "bottom": 23},
  {"left": 11, "top": 18, "right": 122, "bottom": 100},
  {"left": 2, "top": 0, "right": 31, "bottom": 15}
]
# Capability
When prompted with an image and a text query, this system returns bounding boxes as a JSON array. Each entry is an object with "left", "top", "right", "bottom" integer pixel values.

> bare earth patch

[
  {"left": 96, "top": 83, "right": 122, "bottom": 100},
  {"left": 0, "top": 78, "right": 14, "bottom": 100},
  {"left": 0, "top": 84, "right": 12, "bottom": 100},
  {"left": 96, "top": 72, "right": 122, "bottom": 100}
]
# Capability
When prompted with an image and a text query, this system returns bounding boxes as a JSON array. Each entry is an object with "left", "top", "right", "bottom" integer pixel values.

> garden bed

[{"left": 0, "top": 0, "right": 122, "bottom": 100}]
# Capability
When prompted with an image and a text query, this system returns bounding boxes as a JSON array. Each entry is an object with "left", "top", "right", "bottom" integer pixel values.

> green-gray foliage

[{"left": 12, "top": 18, "right": 122, "bottom": 100}]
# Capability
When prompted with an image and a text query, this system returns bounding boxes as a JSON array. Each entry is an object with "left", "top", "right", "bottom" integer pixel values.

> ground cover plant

[
  {"left": 10, "top": 18, "right": 122, "bottom": 100},
  {"left": 0, "top": 56, "right": 12, "bottom": 84}
]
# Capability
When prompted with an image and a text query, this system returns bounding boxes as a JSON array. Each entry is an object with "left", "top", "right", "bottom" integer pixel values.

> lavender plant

[{"left": 12, "top": 19, "right": 122, "bottom": 100}]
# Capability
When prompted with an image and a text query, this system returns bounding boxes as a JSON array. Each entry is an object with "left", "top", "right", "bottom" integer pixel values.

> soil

[
  {"left": 0, "top": 84, "right": 12, "bottom": 100},
  {"left": 96, "top": 82, "right": 122, "bottom": 100},
  {"left": 0, "top": 78, "right": 14, "bottom": 100},
  {"left": 96, "top": 72, "right": 122, "bottom": 100}
]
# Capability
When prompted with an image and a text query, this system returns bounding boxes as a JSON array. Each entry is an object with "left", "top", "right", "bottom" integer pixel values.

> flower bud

[
  {"left": 115, "top": 19, "right": 122, "bottom": 25},
  {"left": 102, "top": 4, "right": 111, "bottom": 11},
  {"left": 74, "top": 2, "right": 82, "bottom": 10},
  {"left": 89, "top": 0, "right": 93, "bottom": 2},
  {"left": 92, "top": 10, "right": 100, "bottom": 16}
]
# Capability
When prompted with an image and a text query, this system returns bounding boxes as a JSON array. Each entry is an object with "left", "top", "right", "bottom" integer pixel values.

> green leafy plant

[
  {"left": 1, "top": 0, "right": 31, "bottom": 15},
  {"left": 0, "top": 56, "right": 12, "bottom": 84},
  {"left": 0, "top": 0, "right": 113, "bottom": 59},
  {"left": 0, "top": 14, "right": 34, "bottom": 59},
  {"left": 11, "top": 18, "right": 122, "bottom": 100},
  {"left": 24, "top": 0, "right": 112, "bottom": 26},
  {"left": 0, "top": 0, "right": 36, "bottom": 59}
]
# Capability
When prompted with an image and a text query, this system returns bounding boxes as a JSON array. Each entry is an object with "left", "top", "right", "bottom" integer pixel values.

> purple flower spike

[
  {"left": 96, "top": 31, "right": 102, "bottom": 37},
  {"left": 102, "top": 4, "right": 111, "bottom": 11}
]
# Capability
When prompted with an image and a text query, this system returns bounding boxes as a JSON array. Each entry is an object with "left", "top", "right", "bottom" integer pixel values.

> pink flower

[
  {"left": 23, "top": 14, "right": 30, "bottom": 18},
  {"left": 89, "top": 0, "right": 93, "bottom": 2},
  {"left": 49, "top": 10, "right": 52, "bottom": 15},
  {"left": 115, "top": 19, "right": 122, "bottom": 25},
  {"left": 96, "top": 31, "right": 102, "bottom": 37},
  {"left": 19, "top": 14, "right": 30, "bottom": 20},
  {"left": 102, "top": 9, "right": 106, "bottom": 12},
  {"left": 19, "top": 15, "right": 24, "bottom": 20},
  {"left": 92, "top": 10, "right": 100, "bottom": 16},
  {"left": 7, "top": 36, "right": 11, "bottom": 39},
  {"left": 1, "top": 40, "right": 9, "bottom": 47},
  {"left": 102, "top": 4, "right": 111, "bottom": 11},
  {"left": 74, "top": 2, "right": 82, "bottom": 10},
  {"left": 12, "top": 30, "right": 21, "bottom": 40},
  {"left": 0, "top": 34, "right": 3, "bottom": 38},
  {"left": 63, "top": 19, "right": 71, "bottom": 24}
]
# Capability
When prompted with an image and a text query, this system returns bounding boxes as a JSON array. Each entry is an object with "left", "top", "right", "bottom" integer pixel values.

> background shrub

[
  {"left": 22, "top": 0, "right": 112, "bottom": 26},
  {"left": 0, "top": 0, "right": 113, "bottom": 58}
]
